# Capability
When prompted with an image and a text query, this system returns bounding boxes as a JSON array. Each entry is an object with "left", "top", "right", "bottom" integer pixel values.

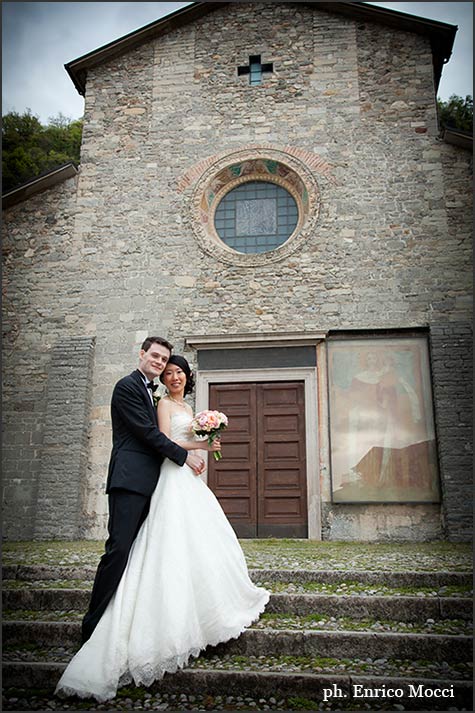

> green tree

[
  {"left": 437, "top": 94, "right": 473, "bottom": 133},
  {"left": 2, "top": 109, "right": 83, "bottom": 193}
]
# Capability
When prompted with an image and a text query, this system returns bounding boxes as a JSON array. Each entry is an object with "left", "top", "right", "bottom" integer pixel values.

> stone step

[
  {"left": 3, "top": 587, "right": 472, "bottom": 622},
  {"left": 256, "top": 613, "right": 471, "bottom": 636},
  {"left": 2, "top": 661, "right": 473, "bottom": 710},
  {"left": 253, "top": 569, "right": 473, "bottom": 588},
  {"left": 4, "top": 644, "right": 472, "bottom": 679},
  {"left": 3, "top": 620, "right": 472, "bottom": 663},
  {"left": 268, "top": 594, "right": 472, "bottom": 620},
  {"left": 3, "top": 564, "right": 472, "bottom": 587},
  {"left": 3, "top": 608, "right": 472, "bottom": 637},
  {"left": 5, "top": 578, "right": 472, "bottom": 601}
]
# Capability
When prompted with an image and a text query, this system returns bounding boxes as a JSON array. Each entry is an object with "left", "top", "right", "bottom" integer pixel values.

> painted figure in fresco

[
  {"left": 332, "top": 345, "right": 438, "bottom": 501},
  {"left": 346, "top": 352, "right": 422, "bottom": 487}
]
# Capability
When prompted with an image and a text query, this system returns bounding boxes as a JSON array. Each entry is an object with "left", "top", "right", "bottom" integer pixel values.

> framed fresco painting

[{"left": 327, "top": 335, "right": 440, "bottom": 503}]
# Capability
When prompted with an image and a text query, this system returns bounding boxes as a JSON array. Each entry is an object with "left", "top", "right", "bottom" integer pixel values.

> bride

[{"left": 55, "top": 354, "right": 269, "bottom": 702}]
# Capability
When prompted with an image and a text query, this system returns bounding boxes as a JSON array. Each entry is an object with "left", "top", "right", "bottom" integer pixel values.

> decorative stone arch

[
  {"left": 183, "top": 146, "right": 323, "bottom": 267},
  {"left": 176, "top": 144, "right": 337, "bottom": 193}
]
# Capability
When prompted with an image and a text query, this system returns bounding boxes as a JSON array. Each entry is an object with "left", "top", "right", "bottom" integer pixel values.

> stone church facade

[{"left": 2, "top": 2, "right": 472, "bottom": 542}]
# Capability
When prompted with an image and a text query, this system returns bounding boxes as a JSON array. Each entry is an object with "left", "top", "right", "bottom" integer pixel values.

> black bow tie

[{"left": 146, "top": 381, "right": 159, "bottom": 392}]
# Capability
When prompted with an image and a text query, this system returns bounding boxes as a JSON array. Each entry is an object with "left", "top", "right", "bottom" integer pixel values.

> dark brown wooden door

[{"left": 208, "top": 382, "right": 307, "bottom": 538}]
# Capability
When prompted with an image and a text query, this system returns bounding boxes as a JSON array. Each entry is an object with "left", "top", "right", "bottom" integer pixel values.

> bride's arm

[{"left": 157, "top": 399, "right": 220, "bottom": 452}]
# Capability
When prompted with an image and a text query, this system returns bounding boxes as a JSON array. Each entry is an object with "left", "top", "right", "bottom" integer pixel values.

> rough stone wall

[
  {"left": 2, "top": 2, "right": 472, "bottom": 540},
  {"left": 34, "top": 336, "right": 95, "bottom": 539},
  {"left": 2, "top": 176, "right": 84, "bottom": 539},
  {"left": 320, "top": 503, "right": 443, "bottom": 542},
  {"left": 429, "top": 140, "right": 473, "bottom": 542},
  {"left": 430, "top": 323, "right": 473, "bottom": 541}
]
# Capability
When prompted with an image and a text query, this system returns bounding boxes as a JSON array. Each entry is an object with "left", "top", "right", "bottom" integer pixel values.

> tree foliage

[
  {"left": 437, "top": 94, "right": 473, "bottom": 134},
  {"left": 2, "top": 110, "right": 83, "bottom": 194}
]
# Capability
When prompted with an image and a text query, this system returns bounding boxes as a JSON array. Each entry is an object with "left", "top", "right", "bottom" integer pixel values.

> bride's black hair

[{"left": 160, "top": 354, "right": 195, "bottom": 396}]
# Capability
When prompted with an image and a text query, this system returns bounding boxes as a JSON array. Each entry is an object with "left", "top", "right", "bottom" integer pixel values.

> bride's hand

[
  {"left": 208, "top": 438, "right": 221, "bottom": 452},
  {"left": 186, "top": 453, "right": 205, "bottom": 475}
]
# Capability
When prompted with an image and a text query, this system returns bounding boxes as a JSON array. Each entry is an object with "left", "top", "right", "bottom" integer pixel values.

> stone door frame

[{"left": 195, "top": 367, "right": 321, "bottom": 539}]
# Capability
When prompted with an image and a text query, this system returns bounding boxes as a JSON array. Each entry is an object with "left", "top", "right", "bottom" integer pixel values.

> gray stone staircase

[{"left": 2, "top": 564, "right": 473, "bottom": 711}]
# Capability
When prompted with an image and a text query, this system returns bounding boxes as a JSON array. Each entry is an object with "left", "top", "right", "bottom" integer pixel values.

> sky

[{"left": 2, "top": 1, "right": 473, "bottom": 124}]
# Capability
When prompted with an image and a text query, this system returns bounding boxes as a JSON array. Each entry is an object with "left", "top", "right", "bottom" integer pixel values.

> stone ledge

[
  {"left": 2, "top": 565, "right": 472, "bottom": 587},
  {"left": 3, "top": 621, "right": 472, "bottom": 662},
  {"left": 2, "top": 589, "right": 472, "bottom": 622},
  {"left": 2, "top": 662, "right": 473, "bottom": 710}
]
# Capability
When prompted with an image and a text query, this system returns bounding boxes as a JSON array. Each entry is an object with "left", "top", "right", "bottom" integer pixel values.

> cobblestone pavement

[{"left": 2, "top": 539, "right": 472, "bottom": 572}]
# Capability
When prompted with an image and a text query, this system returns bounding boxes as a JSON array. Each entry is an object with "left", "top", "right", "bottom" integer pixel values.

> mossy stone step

[
  {"left": 4, "top": 645, "right": 472, "bottom": 680},
  {"left": 3, "top": 587, "right": 472, "bottom": 622},
  {"left": 3, "top": 620, "right": 472, "bottom": 662},
  {"left": 2, "top": 661, "right": 473, "bottom": 711},
  {"left": 3, "top": 564, "right": 472, "bottom": 587},
  {"left": 3, "top": 608, "right": 471, "bottom": 637},
  {"left": 4, "top": 577, "right": 473, "bottom": 599}
]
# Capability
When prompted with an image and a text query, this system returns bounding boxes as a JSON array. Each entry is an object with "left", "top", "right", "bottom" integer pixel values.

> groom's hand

[{"left": 186, "top": 453, "right": 205, "bottom": 476}]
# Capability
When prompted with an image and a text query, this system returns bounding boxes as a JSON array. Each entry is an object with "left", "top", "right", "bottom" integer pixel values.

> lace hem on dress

[{"left": 55, "top": 592, "right": 270, "bottom": 703}]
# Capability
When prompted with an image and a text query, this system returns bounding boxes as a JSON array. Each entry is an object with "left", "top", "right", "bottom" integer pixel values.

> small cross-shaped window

[{"left": 238, "top": 55, "right": 273, "bottom": 86}]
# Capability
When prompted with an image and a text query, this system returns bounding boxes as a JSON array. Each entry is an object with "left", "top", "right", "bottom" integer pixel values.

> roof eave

[
  {"left": 2, "top": 163, "right": 78, "bottom": 210},
  {"left": 442, "top": 128, "right": 473, "bottom": 151},
  {"left": 65, "top": 1, "right": 225, "bottom": 97}
]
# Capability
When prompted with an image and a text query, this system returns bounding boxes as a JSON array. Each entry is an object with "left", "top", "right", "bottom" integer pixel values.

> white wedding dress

[{"left": 55, "top": 412, "right": 269, "bottom": 702}]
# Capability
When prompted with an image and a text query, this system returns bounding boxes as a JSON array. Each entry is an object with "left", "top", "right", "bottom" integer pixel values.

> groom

[{"left": 81, "top": 336, "right": 205, "bottom": 643}]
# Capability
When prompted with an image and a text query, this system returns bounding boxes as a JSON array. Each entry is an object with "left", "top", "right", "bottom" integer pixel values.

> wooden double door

[{"left": 208, "top": 381, "right": 307, "bottom": 538}]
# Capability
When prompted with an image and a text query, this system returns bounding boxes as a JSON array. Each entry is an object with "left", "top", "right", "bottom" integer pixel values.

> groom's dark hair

[{"left": 141, "top": 336, "right": 173, "bottom": 353}]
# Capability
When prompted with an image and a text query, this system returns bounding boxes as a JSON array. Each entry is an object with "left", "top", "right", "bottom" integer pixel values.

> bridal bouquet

[{"left": 191, "top": 410, "right": 228, "bottom": 461}]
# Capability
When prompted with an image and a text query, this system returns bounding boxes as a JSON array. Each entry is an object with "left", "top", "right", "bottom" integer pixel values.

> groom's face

[{"left": 139, "top": 343, "right": 171, "bottom": 380}]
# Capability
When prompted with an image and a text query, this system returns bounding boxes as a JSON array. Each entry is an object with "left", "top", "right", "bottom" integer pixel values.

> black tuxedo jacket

[{"left": 105, "top": 369, "right": 188, "bottom": 496}]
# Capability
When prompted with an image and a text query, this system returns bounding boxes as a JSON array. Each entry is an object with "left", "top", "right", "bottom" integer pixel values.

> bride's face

[{"left": 162, "top": 364, "right": 187, "bottom": 396}]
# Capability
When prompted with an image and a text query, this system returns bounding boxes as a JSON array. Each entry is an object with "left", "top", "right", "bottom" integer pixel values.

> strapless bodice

[{"left": 169, "top": 411, "right": 194, "bottom": 442}]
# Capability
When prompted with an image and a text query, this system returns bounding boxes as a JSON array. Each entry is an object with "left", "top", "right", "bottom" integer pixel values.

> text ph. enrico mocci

[{"left": 322, "top": 683, "right": 455, "bottom": 703}]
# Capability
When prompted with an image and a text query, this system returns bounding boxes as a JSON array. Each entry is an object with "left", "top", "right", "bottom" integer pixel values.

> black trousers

[{"left": 81, "top": 488, "right": 150, "bottom": 643}]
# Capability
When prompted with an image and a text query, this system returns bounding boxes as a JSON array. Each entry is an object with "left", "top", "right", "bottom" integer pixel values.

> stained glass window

[
  {"left": 237, "top": 55, "right": 274, "bottom": 86},
  {"left": 214, "top": 181, "right": 299, "bottom": 254}
]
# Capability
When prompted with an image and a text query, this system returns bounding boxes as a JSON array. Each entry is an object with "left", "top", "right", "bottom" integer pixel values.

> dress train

[{"left": 55, "top": 412, "right": 269, "bottom": 702}]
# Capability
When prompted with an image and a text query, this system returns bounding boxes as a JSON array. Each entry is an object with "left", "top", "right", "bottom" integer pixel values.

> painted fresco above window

[{"left": 327, "top": 336, "right": 440, "bottom": 504}]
